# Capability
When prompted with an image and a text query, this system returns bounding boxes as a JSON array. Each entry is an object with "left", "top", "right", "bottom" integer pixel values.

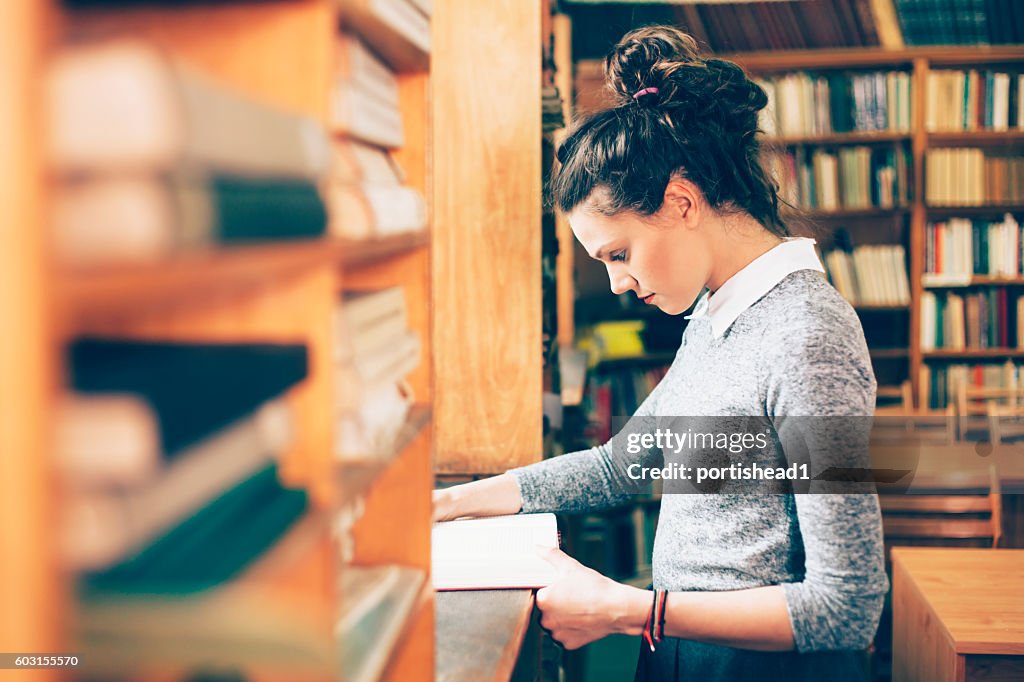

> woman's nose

[{"left": 608, "top": 267, "right": 636, "bottom": 296}]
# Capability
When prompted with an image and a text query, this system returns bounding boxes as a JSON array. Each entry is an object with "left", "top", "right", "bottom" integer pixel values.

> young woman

[{"left": 433, "top": 26, "right": 887, "bottom": 682}]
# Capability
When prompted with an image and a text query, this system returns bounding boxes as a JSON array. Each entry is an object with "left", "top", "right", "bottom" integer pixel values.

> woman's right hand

[{"left": 431, "top": 472, "right": 524, "bottom": 523}]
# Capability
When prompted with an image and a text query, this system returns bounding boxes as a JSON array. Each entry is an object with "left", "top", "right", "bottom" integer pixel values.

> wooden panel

[
  {"left": 351, "top": 424, "right": 432, "bottom": 570},
  {"left": 74, "top": 267, "right": 338, "bottom": 505},
  {"left": 892, "top": 554, "right": 960, "bottom": 682},
  {"left": 63, "top": 0, "right": 334, "bottom": 118},
  {"left": 435, "top": 591, "right": 535, "bottom": 682},
  {"left": 893, "top": 548, "right": 1024, "bottom": 656},
  {"left": 552, "top": 13, "right": 575, "bottom": 348},
  {"left": 432, "top": 0, "right": 543, "bottom": 474},
  {"left": 382, "top": 588, "right": 436, "bottom": 682},
  {"left": 964, "top": 655, "right": 1024, "bottom": 682},
  {"left": 58, "top": 240, "right": 343, "bottom": 331},
  {"left": 0, "top": 0, "right": 62, "bottom": 667}
]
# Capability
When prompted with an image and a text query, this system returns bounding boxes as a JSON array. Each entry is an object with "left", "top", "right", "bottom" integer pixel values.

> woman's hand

[
  {"left": 431, "top": 473, "right": 524, "bottom": 523},
  {"left": 535, "top": 546, "right": 650, "bottom": 650}
]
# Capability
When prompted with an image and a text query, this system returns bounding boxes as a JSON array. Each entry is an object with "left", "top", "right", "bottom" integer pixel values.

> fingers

[{"left": 534, "top": 544, "right": 577, "bottom": 570}]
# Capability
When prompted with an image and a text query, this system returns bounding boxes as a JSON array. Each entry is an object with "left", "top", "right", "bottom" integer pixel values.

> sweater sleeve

[
  {"left": 509, "top": 346, "right": 685, "bottom": 514},
  {"left": 764, "top": 302, "right": 890, "bottom": 652}
]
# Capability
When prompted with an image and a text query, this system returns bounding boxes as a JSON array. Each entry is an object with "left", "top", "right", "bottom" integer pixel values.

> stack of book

[
  {"left": 768, "top": 146, "right": 909, "bottom": 211},
  {"left": 757, "top": 71, "right": 912, "bottom": 138},
  {"left": 895, "top": 0, "right": 1024, "bottom": 46},
  {"left": 58, "top": 340, "right": 308, "bottom": 577},
  {"left": 339, "top": 0, "right": 431, "bottom": 57},
  {"left": 680, "top": 0, "right": 880, "bottom": 52},
  {"left": 926, "top": 70, "right": 1024, "bottom": 131},
  {"left": 921, "top": 290, "right": 1023, "bottom": 350},
  {"left": 55, "top": 340, "right": 330, "bottom": 672},
  {"left": 924, "top": 214, "right": 1023, "bottom": 283},
  {"left": 926, "top": 149, "right": 1024, "bottom": 206},
  {"left": 334, "top": 288, "right": 420, "bottom": 461},
  {"left": 920, "top": 361, "right": 1022, "bottom": 410},
  {"left": 47, "top": 40, "right": 331, "bottom": 267},
  {"left": 824, "top": 244, "right": 911, "bottom": 307},
  {"left": 327, "top": 34, "right": 427, "bottom": 239}
]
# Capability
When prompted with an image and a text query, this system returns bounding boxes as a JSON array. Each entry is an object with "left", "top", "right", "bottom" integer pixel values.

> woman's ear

[{"left": 662, "top": 179, "right": 701, "bottom": 228}]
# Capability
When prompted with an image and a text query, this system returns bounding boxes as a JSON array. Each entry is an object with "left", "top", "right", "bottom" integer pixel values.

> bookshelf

[
  {"left": 575, "top": 44, "right": 1024, "bottom": 407},
  {"left": 2, "top": 0, "right": 438, "bottom": 680}
]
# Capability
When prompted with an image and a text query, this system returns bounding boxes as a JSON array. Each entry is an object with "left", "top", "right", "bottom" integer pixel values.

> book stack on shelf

[
  {"left": 920, "top": 287, "right": 1022, "bottom": 351},
  {"left": 328, "top": 33, "right": 427, "bottom": 241},
  {"left": 334, "top": 288, "right": 420, "bottom": 461},
  {"left": 925, "top": 68, "right": 1024, "bottom": 132},
  {"left": 924, "top": 214, "right": 1022, "bottom": 284},
  {"left": 895, "top": 0, "right": 1024, "bottom": 46},
  {"left": 757, "top": 67, "right": 912, "bottom": 215},
  {"left": 925, "top": 148, "right": 1024, "bottom": 206},
  {"left": 920, "top": 361, "right": 1023, "bottom": 410},
  {"left": 47, "top": 40, "right": 332, "bottom": 267},
  {"left": 824, "top": 243, "right": 912, "bottom": 308},
  {"left": 1, "top": 0, "right": 437, "bottom": 678}
]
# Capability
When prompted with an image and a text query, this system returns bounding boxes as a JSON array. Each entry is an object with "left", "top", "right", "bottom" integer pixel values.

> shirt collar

[{"left": 684, "top": 237, "right": 825, "bottom": 338}]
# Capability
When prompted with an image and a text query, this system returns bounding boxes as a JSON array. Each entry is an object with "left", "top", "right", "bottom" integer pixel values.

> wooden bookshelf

[
  {"left": 2, "top": 0, "right": 444, "bottom": 678},
  {"left": 765, "top": 131, "right": 911, "bottom": 146},
  {"left": 923, "top": 349, "right": 1024, "bottom": 360},
  {"left": 923, "top": 276, "right": 1024, "bottom": 289},
  {"left": 575, "top": 44, "right": 1024, "bottom": 408}
]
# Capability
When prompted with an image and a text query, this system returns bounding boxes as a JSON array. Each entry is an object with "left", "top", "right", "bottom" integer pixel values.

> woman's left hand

[{"left": 535, "top": 546, "right": 650, "bottom": 650}]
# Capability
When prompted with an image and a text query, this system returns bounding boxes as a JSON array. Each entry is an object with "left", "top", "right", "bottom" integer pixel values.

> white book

[
  {"left": 331, "top": 85, "right": 404, "bottom": 148},
  {"left": 61, "top": 401, "right": 293, "bottom": 571},
  {"left": 993, "top": 73, "right": 1010, "bottom": 131},
  {"left": 47, "top": 40, "right": 331, "bottom": 178},
  {"left": 432, "top": 513, "right": 559, "bottom": 590},
  {"left": 56, "top": 393, "right": 161, "bottom": 488}
]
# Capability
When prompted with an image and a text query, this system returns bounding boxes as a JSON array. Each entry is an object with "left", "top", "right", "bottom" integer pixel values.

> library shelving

[
  {"left": 2, "top": 0, "right": 442, "bottom": 679},
  {"left": 5, "top": 0, "right": 552, "bottom": 677},
  {"left": 575, "top": 44, "right": 1024, "bottom": 407}
]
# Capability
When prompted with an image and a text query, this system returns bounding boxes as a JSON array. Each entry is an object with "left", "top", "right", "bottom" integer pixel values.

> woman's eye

[{"left": 611, "top": 250, "right": 627, "bottom": 263}]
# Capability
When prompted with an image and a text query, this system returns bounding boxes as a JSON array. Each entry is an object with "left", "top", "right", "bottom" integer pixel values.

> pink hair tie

[{"left": 633, "top": 86, "right": 659, "bottom": 100}]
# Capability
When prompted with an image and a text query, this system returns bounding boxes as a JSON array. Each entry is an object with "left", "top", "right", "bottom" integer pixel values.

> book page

[{"left": 431, "top": 514, "right": 559, "bottom": 590}]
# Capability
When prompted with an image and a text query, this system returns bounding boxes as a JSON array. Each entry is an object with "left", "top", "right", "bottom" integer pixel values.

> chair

[
  {"left": 873, "top": 381, "right": 956, "bottom": 446},
  {"left": 987, "top": 391, "right": 1024, "bottom": 445},
  {"left": 880, "top": 463, "right": 1002, "bottom": 550},
  {"left": 953, "top": 380, "right": 1022, "bottom": 442}
]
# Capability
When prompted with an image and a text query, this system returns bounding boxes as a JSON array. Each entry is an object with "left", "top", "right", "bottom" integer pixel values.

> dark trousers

[{"left": 634, "top": 637, "right": 869, "bottom": 682}]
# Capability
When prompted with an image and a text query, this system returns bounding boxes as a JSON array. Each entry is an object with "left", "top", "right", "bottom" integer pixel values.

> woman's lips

[{"left": 642, "top": 294, "right": 655, "bottom": 305}]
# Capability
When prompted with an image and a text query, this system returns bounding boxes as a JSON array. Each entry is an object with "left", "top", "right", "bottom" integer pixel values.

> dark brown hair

[{"left": 551, "top": 26, "right": 789, "bottom": 238}]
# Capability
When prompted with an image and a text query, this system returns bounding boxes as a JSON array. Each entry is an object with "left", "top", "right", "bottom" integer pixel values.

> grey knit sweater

[{"left": 511, "top": 270, "right": 889, "bottom": 653}]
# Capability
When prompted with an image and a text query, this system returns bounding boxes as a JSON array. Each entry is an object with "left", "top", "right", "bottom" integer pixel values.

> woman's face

[{"left": 568, "top": 199, "right": 712, "bottom": 316}]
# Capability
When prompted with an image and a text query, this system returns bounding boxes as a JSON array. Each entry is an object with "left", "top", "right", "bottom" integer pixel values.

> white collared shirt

[{"left": 684, "top": 237, "right": 825, "bottom": 337}]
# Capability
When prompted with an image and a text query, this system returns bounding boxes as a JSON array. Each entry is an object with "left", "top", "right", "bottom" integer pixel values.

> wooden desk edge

[{"left": 435, "top": 589, "right": 536, "bottom": 682}]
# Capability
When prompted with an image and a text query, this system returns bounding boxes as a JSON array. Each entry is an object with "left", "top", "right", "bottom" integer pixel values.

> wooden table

[
  {"left": 435, "top": 590, "right": 539, "bottom": 682},
  {"left": 892, "top": 547, "right": 1024, "bottom": 682}
]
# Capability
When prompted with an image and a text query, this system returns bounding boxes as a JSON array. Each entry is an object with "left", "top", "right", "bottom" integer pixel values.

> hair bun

[{"left": 604, "top": 26, "right": 702, "bottom": 105}]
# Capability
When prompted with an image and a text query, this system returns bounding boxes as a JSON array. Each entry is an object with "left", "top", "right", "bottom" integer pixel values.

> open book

[{"left": 431, "top": 513, "right": 559, "bottom": 590}]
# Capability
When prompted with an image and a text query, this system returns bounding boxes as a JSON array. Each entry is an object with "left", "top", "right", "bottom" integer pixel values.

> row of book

[
  {"left": 923, "top": 214, "right": 1023, "bottom": 281},
  {"left": 824, "top": 244, "right": 911, "bottom": 307},
  {"left": 757, "top": 71, "right": 912, "bottom": 138},
  {"left": 48, "top": 33, "right": 426, "bottom": 267},
  {"left": 585, "top": 365, "right": 669, "bottom": 444},
  {"left": 334, "top": 287, "right": 420, "bottom": 461},
  {"left": 925, "top": 149, "right": 1024, "bottom": 206},
  {"left": 919, "top": 361, "right": 1022, "bottom": 410},
  {"left": 57, "top": 341, "right": 309, "bottom": 576},
  {"left": 926, "top": 70, "right": 1024, "bottom": 131},
  {"left": 677, "top": 0, "right": 880, "bottom": 53},
  {"left": 768, "top": 146, "right": 910, "bottom": 211},
  {"left": 921, "top": 289, "right": 1023, "bottom": 350},
  {"left": 895, "top": 0, "right": 1024, "bottom": 46}
]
